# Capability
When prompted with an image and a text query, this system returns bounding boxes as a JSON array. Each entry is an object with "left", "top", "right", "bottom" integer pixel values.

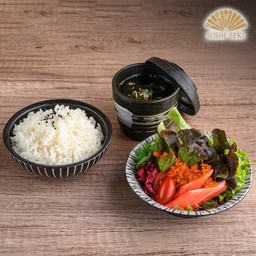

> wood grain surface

[{"left": 0, "top": 0, "right": 255, "bottom": 255}]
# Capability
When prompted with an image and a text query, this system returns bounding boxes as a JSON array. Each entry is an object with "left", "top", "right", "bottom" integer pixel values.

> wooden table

[{"left": 0, "top": 1, "right": 255, "bottom": 255}]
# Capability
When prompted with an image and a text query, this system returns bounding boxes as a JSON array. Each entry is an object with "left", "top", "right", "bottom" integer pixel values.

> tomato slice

[
  {"left": 155, "top": 177, "right": 176, "bottom": 205},
  {"left": 153, "top": 172, "right": 168, "bottom": 192},
  {"left": 175, "top": 169, "right": 213, "bottom": 198},
  {"left": 166, "top": 180, "right": 226, "bottom": 210}
]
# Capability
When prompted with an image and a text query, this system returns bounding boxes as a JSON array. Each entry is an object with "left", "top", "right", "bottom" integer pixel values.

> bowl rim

[
  {"left": 112, "top": 62, "right": 181, "bottom": 105},
  {"left": 3, "top": 99, "right": 112, "bottom": 169},
  {"left": 126, "top": 134, "right": 253, "bottom": 217}
]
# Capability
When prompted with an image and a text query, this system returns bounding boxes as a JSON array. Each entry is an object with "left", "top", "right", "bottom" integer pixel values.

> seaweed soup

[{"left": 120, "top": 74, "right": 175, "bottom": 101}]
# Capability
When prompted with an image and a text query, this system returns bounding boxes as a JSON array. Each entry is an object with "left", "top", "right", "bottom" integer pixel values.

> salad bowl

[
  {"left": 125, "top": 108, "right": 253, "bottom": 218},
  {"left": 126, "top": 135, "right": 253, "bottom": 217}
]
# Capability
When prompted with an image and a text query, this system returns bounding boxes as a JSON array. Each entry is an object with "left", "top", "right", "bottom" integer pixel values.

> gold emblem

[{"left": 204, "top": 8, "right": 248, "bottom": 41}]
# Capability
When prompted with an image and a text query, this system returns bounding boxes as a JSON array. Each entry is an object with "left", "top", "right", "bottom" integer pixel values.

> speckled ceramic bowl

[
  {"left": 3, "top": 99, "right": 112, "bottom": 178},
  {"left": 126, "top": 135, "right": 253, "bottom": 218}
]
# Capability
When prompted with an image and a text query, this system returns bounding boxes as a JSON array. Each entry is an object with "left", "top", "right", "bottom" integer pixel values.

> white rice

[{"left": 11, "top": 104, "right": 104, "bottom": 165}]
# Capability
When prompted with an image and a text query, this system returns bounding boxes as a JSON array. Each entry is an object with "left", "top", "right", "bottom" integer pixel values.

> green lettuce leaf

[
  {"left": 178, "top": 146, "right": 204, "bottom": 166},
  {"left": 167, "top": 107, "right": 191, "bottom": 132},
  {"left": 155, "top": 133, "right": 171, "bottom": 154},
  {"left": 157, "top": 154, "right": 176, "bottom": 172},
  {"left": 208, "top": 129, "right": 231, "bottom": 153},
  {"left": 159, "top": 130, "right": 177, "bottom": 154},
  {"left": 233, "top": 148, "right": 251, "bottom": 193},
  {"left": 216, "top": 147, "right": 250, "bottom": 202},
  {"left": 135, "top": 140, "right": 160, "bottom": 168},
  {"left": 200, "top": 199, "right": 218, "bottom": 210},
  {"left": 157, "top": 121, "right": 166, "bottom": 134},
  {"left": 177, "top": 129, "right": 216, "bottom": 166}
]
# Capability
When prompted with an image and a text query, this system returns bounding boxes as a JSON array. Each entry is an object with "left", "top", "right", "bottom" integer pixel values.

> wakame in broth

[{"left": 120, "top": 74, "right": 175, "bottom": 101}]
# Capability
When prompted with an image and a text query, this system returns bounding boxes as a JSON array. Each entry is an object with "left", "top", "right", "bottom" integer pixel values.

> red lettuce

[{"left": 137, "top": 159, "right": 159, "bottom": 198}]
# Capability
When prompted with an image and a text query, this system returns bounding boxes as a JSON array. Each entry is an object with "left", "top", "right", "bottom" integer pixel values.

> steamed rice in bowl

[{"left": 10, "top": 104, "right": 104, "bottom": 165}]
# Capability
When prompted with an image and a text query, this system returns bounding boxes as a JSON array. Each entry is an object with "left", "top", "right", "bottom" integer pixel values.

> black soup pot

[{"left": 112, "top": 57, "right": 200, "bottom": 141}]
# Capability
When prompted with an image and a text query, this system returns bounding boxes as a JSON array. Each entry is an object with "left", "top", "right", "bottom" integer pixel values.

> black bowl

[
  {"left": 3, "top": 99, "right": 112, "bottom": 178},
  {"left": 112, "top": 62, "right": 180, "bottom": 141},
  {"left": 112, "top": 57, "right": 201, "bottom": 141}
]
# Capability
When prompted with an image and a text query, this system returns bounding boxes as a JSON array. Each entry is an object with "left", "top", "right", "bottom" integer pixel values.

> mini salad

[{"left": 135, "top": 108, "right": 250, "bottom": 211}]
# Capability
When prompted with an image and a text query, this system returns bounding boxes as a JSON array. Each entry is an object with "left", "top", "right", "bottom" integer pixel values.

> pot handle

[{"left": 146, "top": 57, "right": 200, "bottom": 115}]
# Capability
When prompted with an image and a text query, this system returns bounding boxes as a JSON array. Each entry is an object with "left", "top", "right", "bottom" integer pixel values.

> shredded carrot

[
  {"left": 202, "top": 178, "right": 218, "bottom": 188},
  {"left": 167, "top": 159, "right": 214, "bottom": 187},
  {"left": 153, "top": 150, "right": 161, "bottom": 158},
  {"left": 153, "top": 150, "right": 168, "bottom": 158}
]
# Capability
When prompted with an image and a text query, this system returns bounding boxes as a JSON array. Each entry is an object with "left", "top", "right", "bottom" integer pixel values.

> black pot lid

[{"left": 146, "top": 57, "right": 200, "bottom": 115}]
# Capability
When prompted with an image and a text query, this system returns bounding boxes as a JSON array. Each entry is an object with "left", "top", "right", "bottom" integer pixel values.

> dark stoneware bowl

[
  {"left": 112, "top": 57, "right": 200, "bottom": 141},
  {"left": 3, "top": 99, "right": 112, "bottom": 178},
  {"left": 112, "top": 62, "right": 180, "bottom": 140}
]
